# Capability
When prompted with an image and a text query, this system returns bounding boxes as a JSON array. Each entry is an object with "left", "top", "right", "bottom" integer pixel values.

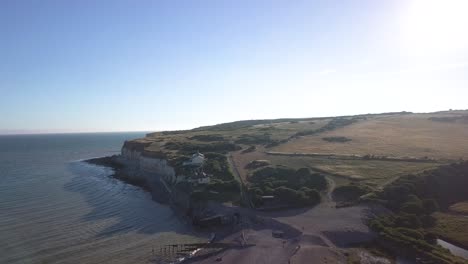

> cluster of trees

[
  {"left": 379, "top": 162, "right": 468, "bottom": 210},
  {"left": 368, "top": 162, "right": 468, "bottom": 264},
  {"left": 207, "top": 179, "right": 240, "bottom": 193},
  {"left": 332, "top": 183, "right": 371, "bottom": 202},
  {"left": 191, "top": 179, "right": 241, "bottom": 203},
  {"left": 274, "top": 186, "right": 320, "bottom": 206},
  {"left": 164, "top": 141, "right": 241, "bottom": 154},
  {"left": 248, "top": 167, "right": 327, "bottom": 207},
  {"left": 172, "top": 152, "right": 240, "bottom": 203},
  {"left": 191, "top": 118, "right": 318, "bottom": 131},
  {"left": 203, "top": 152, "right": 235, "bottom": 181},
  {"left": 241, "top": 145, "right": 256, "bottom": 153},
  {"left": 189, "top": 134, "right": 226, "bottom": 142},
  {"left": 250, "top": 167, "right": 327, "bottom": 190},
  {"left": 369, "top": 217, "right": 458, "bottom": 264}
]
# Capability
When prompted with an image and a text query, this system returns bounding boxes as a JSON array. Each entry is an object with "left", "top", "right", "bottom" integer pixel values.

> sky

[{"left": 1, "top": 0, "right": 468, "bottom": 134}]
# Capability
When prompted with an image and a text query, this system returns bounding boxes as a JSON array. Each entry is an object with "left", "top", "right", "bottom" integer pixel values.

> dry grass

[
  {"left": 131, "top": 111, "right": 467, "bottom": 188},
  {"left": 430, "top": 212, "right": 468, "bottom": 248},
  {"left": 449, "top": 202, "right": 468, "bottom": 215},
  {"left": 273, "top": 114, "right": 468, "bottom": 160}
]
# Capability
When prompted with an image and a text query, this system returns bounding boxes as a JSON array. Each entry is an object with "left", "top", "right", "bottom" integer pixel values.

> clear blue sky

[{"left": 1, "top": 0, "right": 467, "bottom": 134}]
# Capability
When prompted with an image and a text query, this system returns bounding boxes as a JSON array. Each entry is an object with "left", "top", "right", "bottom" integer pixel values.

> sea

[{"left": 0, "top": 132, "right": 205, "bottom": 264}]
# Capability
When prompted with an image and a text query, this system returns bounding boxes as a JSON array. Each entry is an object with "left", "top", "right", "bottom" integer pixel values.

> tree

[{"left": 422, "top": 199, "right": 439, "bottom": 214}]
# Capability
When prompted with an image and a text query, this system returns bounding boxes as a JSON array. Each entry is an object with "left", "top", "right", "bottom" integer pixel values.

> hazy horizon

[
  {"left": 2, "top": 108, "right": 466, "bottom": 135},
  {"left": 2, "top": 0, "right": 467, "bottom": 133}
]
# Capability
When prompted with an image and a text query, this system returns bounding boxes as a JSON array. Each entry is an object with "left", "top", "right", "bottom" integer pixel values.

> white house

[
  {"left": 183, "top": 152, "right": 205, "bottom": 166},
  {"left": 187, "top": 172, "right": 211, "bottom": 185}
]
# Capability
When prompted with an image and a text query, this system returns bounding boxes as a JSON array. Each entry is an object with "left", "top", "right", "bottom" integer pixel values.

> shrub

[
  {"left": 250, "top": 167, "right": 327, "bottom": 191},
  {"left": 395, "top": 213, "right": 422, "bottom": 228},
  {"left": 202, "top": 153, "right": 235, "bottom": 181},
  {"left": 274, "top": 186, "right": 320, "bottom": 206},
  {"left": 242, "top": 145, "right": 256, "bottom": 153},
  {"left": 422, "top": 199, "right": 439, "bottom": 214},
  {"left": 165, "top": 141, "right": 241, "bottom": 153},
  {"left": 395, "top": 227, "right": 424, "bottom": 240},
  {"left": 333, "top": 184, "right": 370, "bottom": 201},
  {"left": 189, "top": 134, "right": 225, "bottom": 142},
  {"left": 400, "top": 202, "right": 424, "bottom": 215},
  {"left": 205, "top": 180, "right": 240, "bottom": 196}
]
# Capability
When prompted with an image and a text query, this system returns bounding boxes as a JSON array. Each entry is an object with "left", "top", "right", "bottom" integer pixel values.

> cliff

[{"left": 87, "top": 141, "right": 190, "bottom": 209}]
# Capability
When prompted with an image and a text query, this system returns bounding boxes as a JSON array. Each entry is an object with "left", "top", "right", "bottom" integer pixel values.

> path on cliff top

[{"left": 228, "top": 153, "right": 253, "bottom": 208}]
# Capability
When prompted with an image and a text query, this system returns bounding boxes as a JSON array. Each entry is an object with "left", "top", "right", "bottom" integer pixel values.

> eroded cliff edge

[{"left": 87, "top": 140, "right": 190, "bottom": 209}]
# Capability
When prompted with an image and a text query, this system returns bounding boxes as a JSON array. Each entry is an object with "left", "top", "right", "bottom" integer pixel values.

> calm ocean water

[{"left": 0, "top": 133, "right": 204, "bottom": 264}]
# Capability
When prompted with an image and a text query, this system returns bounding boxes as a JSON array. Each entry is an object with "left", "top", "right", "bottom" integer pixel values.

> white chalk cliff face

[{"left": 120, "top": 147, "right": 177, "bottom": 185}]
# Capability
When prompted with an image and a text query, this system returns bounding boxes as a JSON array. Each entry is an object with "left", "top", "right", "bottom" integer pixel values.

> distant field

[
  {"left": 232, "top": 148, "right": 440, "bottom": 188},
  {"left": 273, "top": 113, "right": 468, "bottom": 160}
]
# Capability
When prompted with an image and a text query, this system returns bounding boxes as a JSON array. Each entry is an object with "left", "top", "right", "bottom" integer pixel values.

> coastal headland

[{"left": 88, "top": 110, "right": 468, "bottom": 264}]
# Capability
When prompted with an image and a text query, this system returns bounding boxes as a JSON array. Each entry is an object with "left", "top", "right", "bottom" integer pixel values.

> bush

[
  {"left": 395, "top": 227, "right": 424, "bottom": 240},
  {"left": 250, "top": 166, "right": 327, "bottom": 191},
  {"left": 333, "top": 184, "right": 370, "bottom": 201},
  {"left": 400, "top": 202, "right": 424, "bottom": 215},
  {"left": 422, "top": 199, "right": 439, "bottom": 214},
  {"left": 274, "top": 186, "right": 320, "bottom": 206},
  {"left": 203, "top": 153, "right": 234, "bottom": 181},
  {"left": 242, "top": 145, "right": 256, "bottom": 153},
  {"left": 300, "top": 187, "right": 321, "bottom": 204},
  {"left": 208, "top": 180, "right": 240, "bottom": 193},
  {"left": 395, "top": 213, "right": 422, "bottom": 228},
  {"left": 189, "top": 134, "right": 225, "bottom": 142},
  {"left": 165, "top": 141, "right": 241, "bottom": 153}
]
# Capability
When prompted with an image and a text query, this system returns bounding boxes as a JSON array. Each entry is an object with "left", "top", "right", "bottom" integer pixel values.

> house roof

[{"left": 192, "top": 152, "right": 205, "bottom": 158}]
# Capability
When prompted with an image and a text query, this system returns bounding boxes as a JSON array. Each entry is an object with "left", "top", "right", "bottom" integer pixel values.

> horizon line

[{"left": 1, "top": 108, "right": 465, "bottom": 136}]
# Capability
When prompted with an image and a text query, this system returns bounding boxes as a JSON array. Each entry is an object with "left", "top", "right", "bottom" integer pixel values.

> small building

[{"left": 183, "top": 151, "right": 205, "bottom": 166}]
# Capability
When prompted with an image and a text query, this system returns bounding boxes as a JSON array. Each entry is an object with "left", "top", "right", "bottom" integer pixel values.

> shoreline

[
  {"left": 82, "top": 156, "right": 397, "bottom": 264},
  {"left": 83, "top": 155, "right": 239, "bottom": 262}
]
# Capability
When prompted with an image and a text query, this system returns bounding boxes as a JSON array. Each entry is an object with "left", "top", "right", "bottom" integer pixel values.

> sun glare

[{"left": 399, "top": 0, "right": 468, "bottom": 56}]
